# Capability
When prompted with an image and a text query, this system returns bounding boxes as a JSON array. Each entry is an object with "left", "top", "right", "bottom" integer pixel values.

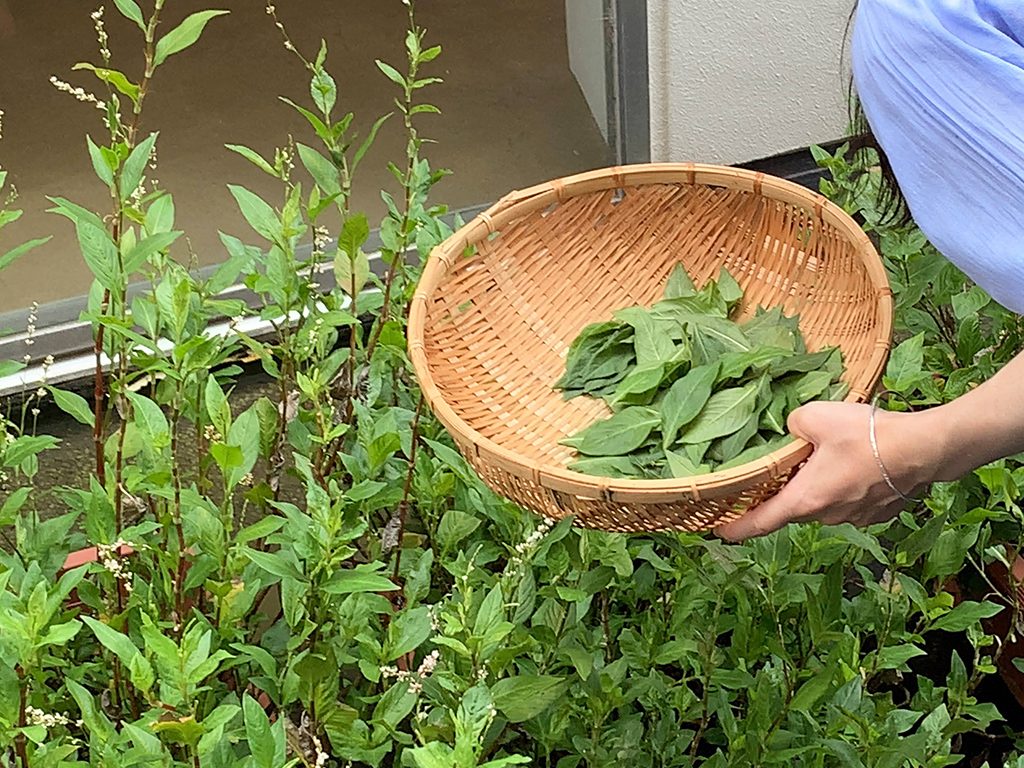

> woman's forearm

[{"left": 918, "top": 350, "right": 1024, "bottom": 482}]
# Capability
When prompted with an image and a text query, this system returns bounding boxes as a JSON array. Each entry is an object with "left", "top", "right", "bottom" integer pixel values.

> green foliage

[
  {"left": 558, "top": 267, "right": 844, "bottom": 477},
  {"left": 1, "top": 6, "right": 1024, "bottom": 768}
]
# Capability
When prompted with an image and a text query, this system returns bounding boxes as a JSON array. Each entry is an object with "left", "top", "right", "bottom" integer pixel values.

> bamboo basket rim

[{"left": 408, "top": 163, "right": 893, "bottom": 505}]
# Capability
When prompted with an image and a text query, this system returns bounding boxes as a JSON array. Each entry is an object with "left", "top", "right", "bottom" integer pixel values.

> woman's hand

[{"left": 714, "top": 400, "right": 946, "bottom": 541}]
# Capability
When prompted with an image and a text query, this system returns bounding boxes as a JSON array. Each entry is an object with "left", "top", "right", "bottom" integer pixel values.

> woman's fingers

[{"left": 715, "top": 456, "right": 826, "bottom": 541}]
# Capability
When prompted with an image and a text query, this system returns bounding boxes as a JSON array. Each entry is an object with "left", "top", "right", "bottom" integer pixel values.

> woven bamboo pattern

[{"left": 408, "top": 164, "right": 893, "bottom": 532}]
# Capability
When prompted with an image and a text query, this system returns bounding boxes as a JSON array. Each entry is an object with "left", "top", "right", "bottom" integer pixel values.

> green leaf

[
  {"left": 420, "top": 45, "right": 443, "bottom": 63},
  {"left": 145, "top": 194, "right": 175, "bottom": 235},
  {"left": 243, "top": 548, "right": 304, "bottom": 583},
  {"left": 338, "top": 213, "right": 370, "bottom": 259},
  {"left": 225, "top": 144, "right": 276, "bottom": 177},
  {"left": 660, "top": 362, "right": 720, "bottom": 447},
  {"left": 296, "top": 143, "right": 340, "bottom": 196},
  {"left": 790, "top": 667, "right": 834, "bottom": 711},
  {"left": 408, "top": 743, "right": 454, "bottom": 768},
  {"left": 664, "top": 263, "right": 696, "bottom": 298},
  {"left": 682, "top": 314, "right": 752, "bottom": 356},
  {"left": 0, "top": 487, "right": 31, "bottom": 525},
  {"left": 226, "top": 407, "right": 260, "bottom": 488},
  {"left": 608, "top": 363, "right": 666, "bottom": 408},
  {"left": 4, "top": 435, "right": 60, "bottom": 468},
  {"left": 556, "top": 322, "right": 634, "bottom": 398},
  {"left": 86, "top": 135, "right": 115, "bottom": 186},
  {"left": 49, "top": 388, "right": 94, "bottom": 427},
  {"left": 243, "top": 694, "right": 279, "bottom": 768},
  {"left": 352, "top": 112, "right": 392, "bottom": 173},
  {"left": 204, "top": 375, "right": 231, "bottom": 436},
  {"left": 0, "top": 237, "right": 51, "bottom": 272},
  {"left": 437, "top": 509, "right": 481, "bottom": 549},
  {"left": 73, "top": 63, "right": 140, "bottom": 106},
  {"left": 373, "top": 680, "right": 417, "bottom": 729},
  {"left": 716, "top": 267, "right": 743, "bottom": 310},
  {"left": 120, "top": 133, "right": 158, "bottom": 203},
  {"left": 309, "top": 67, "right": 337, "bottom": 116},
  {"left": 154, "top": 10, "right": 230, "bottom": 67},
  {"left": 210, "top": 443, "right": 244, "bottom": 473},
  {"left": 710, "top": 411, "right": 760, "bottom": 463},
  {"left": 767, "top": 348, "right": 836, "bottom": 378},
  {"left": 951, "top": 286, "right": 990, "bottom": 320},
  {"left": 569, "top": 456, "right": 642, "bottom": 478},
  {"left": 930, "top": 600, "right": 1002, "bottom": 633},
  {"left": 790, "top": 370, "right": 834, "bottom": 403},
  {"left": 718, "top": 347, "right": 790, "bottom": 381},
  {"left": 376, "top": 60, "right": 406, "bottom": 87},
  {"left": 236, "top": 517, "right": 286, "bottom": 546},
  {"left": 885, "top": 332, "right": 925, "bottom": 392},
  {"left": 874, "top": 644, "right": 926, "bottom": 671},
  {"left": 46, "top": 196, "right": 106, "bottom": 231},
  {"left": 386, "top": 606, "right": 432, "bottom": 661},
  {"left": 490, "top": 675, "right": 567, "bottom": 723},
  {"left": 323, "top": 564, "right": 398, "bottom": 595},
  {"left": 123, "top": 231, "right": 182, "bottom": 273},
  {"left": 126, "top": 392, "right": 169, "bottom": 448},
  {"left": 113, "top": 0, "right": 146, "bottom": 29},
  {"left": 82, "top": 616, "right": 142, "bottom": 666},
  {"left": 678, "top": 383, "right": 758, "bottom": 444},
  {"left": 279, "top": 97, "right": 332, "bottom": 145},
  {"left": 664, "top": 450, "right": 702, "bottom": 477},
  {"left": 40, "top": 619, "right": 82, "bottom": 647},
  {"left": 228, "top": 185, "right": 280, "bottom": 241},
  {"left": 334, "top": 249, "right": 370, "bottom": 299},
  {"left": 615, "top": 306, "right": 677, "bottom": 367},
  {"left": 759, "top": 387, "right": 788, "bottom": 434},
  {"left": 76, "top": 221, "right": 120, "bottom": 289},
  {"left": 569, "top": 407, "right": 660, "bottom": 457}
]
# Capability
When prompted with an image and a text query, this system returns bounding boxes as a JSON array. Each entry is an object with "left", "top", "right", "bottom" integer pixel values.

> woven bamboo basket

[{"left": 408, "top": 164, "right": 893, "bottom": 533}]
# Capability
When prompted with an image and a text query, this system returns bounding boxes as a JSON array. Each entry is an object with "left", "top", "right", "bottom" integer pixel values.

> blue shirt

[{"left": 852, "top": 0, "right": 1024, "bottom": 312}]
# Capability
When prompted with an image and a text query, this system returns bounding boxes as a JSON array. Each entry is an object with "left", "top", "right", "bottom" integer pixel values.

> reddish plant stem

[
  {"left": 92, "top": 290, "right": 111, "bottom": 486},
  {"left": 170, "top": 404, "right": 187, "bottom": 630}
]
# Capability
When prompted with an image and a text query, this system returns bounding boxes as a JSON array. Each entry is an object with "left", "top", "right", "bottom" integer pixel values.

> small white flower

[
  {"left": 309, "top": 733, "right": 329, "bottom": 768},
  {"left": 26, "top": 706, "right": 71, "bottom": 730},
  {"left": 416, "top": 649, "right": 440, "bottom": 677}
]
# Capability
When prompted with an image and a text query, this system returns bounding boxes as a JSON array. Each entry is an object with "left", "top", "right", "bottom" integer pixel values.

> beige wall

[{"left": 648, "top": 0, "right": 851, "bottom": 164}]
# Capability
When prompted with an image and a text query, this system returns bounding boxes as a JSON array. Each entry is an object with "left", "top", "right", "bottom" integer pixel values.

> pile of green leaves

[{"left": 556, "top": 265, "right": 847, "bottom": 478}]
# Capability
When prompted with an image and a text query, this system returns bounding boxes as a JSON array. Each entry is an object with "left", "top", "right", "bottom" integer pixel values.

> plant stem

[
  {"left": 689, "top": 598, "right": 723, "bottom": 758},
  {"left": 15, "top": 666, "right": 28, "bottom": 768},
  {"left": 364, "top": 8, "right": 421, "bottom": 364},
  {"left": 392, "top": 395, "right": 425, "bottom": 581},
  {"left": 170, "top": 399, "right": 187, "bottom": 629},
  {"left": 94, "top": 0, "right": 166, "bottom": 487}
]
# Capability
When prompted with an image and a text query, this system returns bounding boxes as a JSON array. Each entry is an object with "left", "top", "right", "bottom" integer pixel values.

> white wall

[
  {"left": 565, "top": 0, "right": 609, "bottom": 142},
  {"left": 648, "top": 1, "right": 851, "bottom": 165}
]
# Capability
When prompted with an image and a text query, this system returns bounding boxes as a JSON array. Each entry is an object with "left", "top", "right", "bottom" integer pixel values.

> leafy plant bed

[{"left": 1, "top": 3, "right": 1024, "bottom": 767}]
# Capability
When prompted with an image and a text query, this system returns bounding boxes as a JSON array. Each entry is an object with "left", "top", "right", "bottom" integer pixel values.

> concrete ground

[{"left": 0, "top": 0, "right": 612, "bottom": 312}]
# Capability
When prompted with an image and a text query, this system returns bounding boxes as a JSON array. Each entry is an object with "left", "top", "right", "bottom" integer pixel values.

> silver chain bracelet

[{"left": 869, "top": 391, "right": 923, "bottom": 504}]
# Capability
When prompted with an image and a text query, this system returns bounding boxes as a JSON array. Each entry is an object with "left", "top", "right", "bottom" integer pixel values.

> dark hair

[{"left": 845, "top": 2, "right": 912, "bottom": 226}]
